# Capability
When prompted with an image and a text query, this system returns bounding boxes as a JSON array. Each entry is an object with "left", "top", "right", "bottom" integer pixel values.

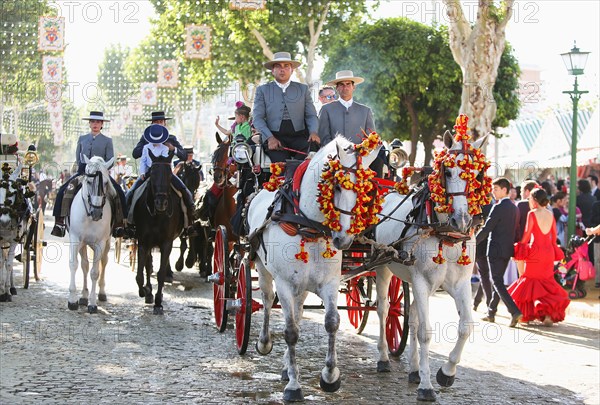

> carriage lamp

[
  {"left": 231, "top": 142, "right": 254, "bottom": 164},
  {"left": 561, "top": 41, "right": 589, "bottom": 242},
  {"left": 388, "top": 147, "right": 409, "bottom": 169}
]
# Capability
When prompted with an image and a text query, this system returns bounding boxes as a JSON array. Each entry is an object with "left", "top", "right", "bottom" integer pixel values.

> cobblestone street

[{"left": 1, "top": 222, "right": 599, "bottom": 404}]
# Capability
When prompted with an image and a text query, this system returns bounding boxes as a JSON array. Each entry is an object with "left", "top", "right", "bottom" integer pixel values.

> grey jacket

[
  {"left": 75, "top": 132, "right": 114, "bottom": 169},
  {"left": 252, "top": 81, "right": 319, "bottom": 142},
  {"left": 318, "top": 100, "right": 375, "bottom": 145}
]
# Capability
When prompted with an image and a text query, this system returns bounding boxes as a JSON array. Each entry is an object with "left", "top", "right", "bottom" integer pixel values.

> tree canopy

[{"left": 322, "top": 17, "right": 520, "bottom": 164}]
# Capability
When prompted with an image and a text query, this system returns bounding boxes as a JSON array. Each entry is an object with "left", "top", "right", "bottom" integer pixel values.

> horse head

[
  {"left": 148, "top": 149, "right": 174, "bottom": 212},
  {"left": 303, "top": 134, "right": 382, "bottom": 250},
  {"left": 211, "top": 133, "right": 235, "bottom": 188},
  {"left": 82, "top": 155, "right": 113, "bottom": 221},
  {"left": 434, "top": 128, "right": 489, "bottom": 234}
]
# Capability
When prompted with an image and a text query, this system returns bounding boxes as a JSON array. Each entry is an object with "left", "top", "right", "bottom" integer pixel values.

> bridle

[
  {"left": 82, "top": 167, "right": 107, "bottom": 218},
  {"left": 147, "top": 161, "right": 174, "bottom": 217}
]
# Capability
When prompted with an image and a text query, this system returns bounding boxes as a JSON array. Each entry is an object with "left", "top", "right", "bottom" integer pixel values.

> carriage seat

[{"left": 251, "top": 136, "right": 272, "bottom": 170}]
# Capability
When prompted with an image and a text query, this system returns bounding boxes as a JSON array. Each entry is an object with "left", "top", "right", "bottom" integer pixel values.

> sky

[{"left": 59, "top": 0, "right": 600, "bottom": 108}]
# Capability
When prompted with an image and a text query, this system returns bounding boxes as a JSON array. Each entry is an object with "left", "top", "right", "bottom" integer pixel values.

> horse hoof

[
  {"left": 0, "top": 293, "right": 11, "bottom": 302},
  {"left": 165, "top": 276, "right": 174, "bottom": 284},
  {"left": 283, "top": 388, "right": 303, "bottom": 402},
  {"left": 436, "top": 367, "right": 455, "bottom": 387},
  {"left": 255, "top": 340, "right": 273, "bottom": 356},
  {"left": 185, "top": 258, "right": 195, "bottom": 269},
  {"left": 78, "top": 298, "right": 88, "bottom": 306},
  {"left": 175, "top": 260, "right": 183, "bottom": 272},
  {"left": 68, "top": 301, "right": 79, "bottom": 310},
  {"left": 88, "top": 305, "right": 98, "bottom": 314},
  {"left": 319, "top": 375, "right": 341, "bottom": 393},
  {"left": 138, "top": 288, "right": 145, "bottom": 298},
  {"left": 417, "top": 388, "right": 436, "bottom": 402},
  {"left": 145, "top": 294, "right": 154, "bottom": 304},
  {"left": 153, "top": 306, "right": 164, "bottom": 315},
  {"left": 10, "top": 287, "right": 17, "bottom": 296},
  {"left": 98, "top": 293, "right": 107, "bottom": 302},
  {"left": 377, "top": 361, "right": 391, "bottom": 373},
  {"left": 281, "top": 369, "right": 289, "bottom": 382},
  {"left": 408, "top": 371, "right": 421, "bottom": 384}
]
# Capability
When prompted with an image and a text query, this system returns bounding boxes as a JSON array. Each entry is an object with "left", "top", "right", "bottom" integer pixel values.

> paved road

[{"left": 1, "top": 223, "right": 598, "bottom": 404}]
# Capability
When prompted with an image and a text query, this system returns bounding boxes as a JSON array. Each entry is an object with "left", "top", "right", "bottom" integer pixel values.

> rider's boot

[
  {"left": 183, "top": 191, "right": 198, "bottom": 237},
  {"left": 51, "top": 217, "right": 66, "bottom": 237},
  {"left": 112, "top": 222, "right": 126, "bottom": 238}
]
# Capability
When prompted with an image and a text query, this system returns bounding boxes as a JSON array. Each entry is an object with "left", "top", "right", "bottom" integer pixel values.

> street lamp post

[{"left": 561, "top": 41, "right": 589, "bottom": 242}]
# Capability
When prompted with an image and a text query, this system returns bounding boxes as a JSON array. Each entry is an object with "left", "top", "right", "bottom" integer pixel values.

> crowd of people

[{"left": 474, "top": 175, "right": 600, "bottom": 327}]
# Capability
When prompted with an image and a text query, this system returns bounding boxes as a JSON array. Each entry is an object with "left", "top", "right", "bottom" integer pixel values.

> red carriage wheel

[
  {"left": 212, "top": 226, "right": 230, "bottom": 332},
  {"left": 235, "top": 258, "right": 253, "bottom": 355},
  {"left": 346, "top": 276, "right": 373, "bottom": 334},
  {"left": 568, "top": 290, "right": 579, "bottom": 299},
  {"left": 386, "top": 276, "right": 410, "bottom": 356}
]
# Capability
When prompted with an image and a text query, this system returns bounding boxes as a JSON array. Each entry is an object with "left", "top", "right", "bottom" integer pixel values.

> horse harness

[{"left": 81, "top": 169, "right": 107, "bottom": 217}]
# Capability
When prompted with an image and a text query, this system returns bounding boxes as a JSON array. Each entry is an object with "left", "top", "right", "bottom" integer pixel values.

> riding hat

[
  {"left": 145, "top": 111, "right": 173, "bottom": 122},
  {"left": 326, "top": 70, "right": 364, "bottom": 86},
  {"left": 82, "top": 111, "right": 111, "bottom": 121},
  {"left": 143, "top": 124, "right": 170, "bottom": 144},
  {"left": 263, "top": 52, "right": 301, "bottom": 70},
  {"left": 116, "top": 154, "right": 128, "bottom": 161},
  {"left": 183, "top": 145, "right": 194, "bottom": 154}
]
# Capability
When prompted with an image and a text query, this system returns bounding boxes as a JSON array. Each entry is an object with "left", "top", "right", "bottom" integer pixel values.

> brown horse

[{"left": 211, "top": 133, "right": 238, "bottom": 242}]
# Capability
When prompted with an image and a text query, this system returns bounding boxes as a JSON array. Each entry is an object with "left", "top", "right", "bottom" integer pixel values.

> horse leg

[
  {"left": 87, "top": 241, "right": 106, "bottom": 314},
  {"left": 411, "top": 276, "right": 436, "bottom": 402},
  {"left": 8, "top": 245, "right": 17, "bottom": 296},
  {"left": 436, "top": 271, "right": 474, "bottom": 388},
  {"left": 97, "top": 239, "right": 111, "bottom": 303},
  {"left": 375, "top": 266, "right": 393, "bottom": 372},
  {"left": 407, "top": 299, "right": 420, "bottom": 384},
  {"left": 78, "top": 245, "right": 90, "bottom": 307},
  {"left": 145, "top": 253, "right": 154, "bottom": 303},
  {"left": 319, "top": 283, "right": 341, "bottom": 393},
  {"left": 276, "top": 285, "right": 303, "bottom": 402},
  {"left": 185, "top": 235, "right": 196, "bottom": 269},
  {"left": 175, "top": 236, "right": 186, "bottom": 271},
  {"left": 0, "top": 252, "right": 7, "bottom": 302},
  {"left": 153, "top": 243, "right": 173, "bottom": 315},
  {"left": 255, "top": 262, "right": 275, "bottom": 355},
  {"left": 68, "top": 242, "right": 81, "bottom": 310},
  {"left": 136, "top": 245, "right": 152, "bottom": 302}
]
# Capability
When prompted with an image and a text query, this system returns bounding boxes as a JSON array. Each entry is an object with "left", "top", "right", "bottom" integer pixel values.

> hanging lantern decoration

[
  {"left": 140, "top": 82, "right": 158, "bottom": 106},
  {"left": 229, "top": 0, "right": 266, "bottom": 10},
  {"left": 38, "top": 16, "right": 65, "bottom": 51},
  {"left": 157, "top": 60, "right": 179, "bottom": 88},
  {"left": 185, "top": 25, "right": 211, "bottom": 60},
  {"left": 42, "top": 56, "right": 63, "bottom": 83}
]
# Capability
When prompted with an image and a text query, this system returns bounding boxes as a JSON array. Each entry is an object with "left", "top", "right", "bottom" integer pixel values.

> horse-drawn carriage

[
  {"left": 0, "top": 134, "right": 45, "bottom": 296},
  {"left": 206, "top": 114, "right": 490, "bottom": 402}
]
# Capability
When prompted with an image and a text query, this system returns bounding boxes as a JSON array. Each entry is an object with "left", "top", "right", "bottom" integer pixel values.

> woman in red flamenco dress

[{"left": 509, "top": 188, "right": 570, "bottom": 326}]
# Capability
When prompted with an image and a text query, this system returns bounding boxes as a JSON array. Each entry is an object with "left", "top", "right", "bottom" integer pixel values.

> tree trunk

[
  {"left": 404, "top": 97, "right": 419, "bottom": 166},
  {"left": 442, "top": 0, "right": 514, "bottom": 140}
]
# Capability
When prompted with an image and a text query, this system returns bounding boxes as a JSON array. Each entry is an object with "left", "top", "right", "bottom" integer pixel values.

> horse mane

[{"left": 212, "top": 141, "right": 229, "bottom": 167}]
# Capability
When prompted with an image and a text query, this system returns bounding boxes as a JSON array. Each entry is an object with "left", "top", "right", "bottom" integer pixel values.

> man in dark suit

[
  {"left": 51, "top": 111, "right": 126, "bottom": 238},
  {"left": 473, "top": 202, "right": 493, "bottom": 311},
  {"left": 476, "top": 177, "right": 523, "bottom": 327},
  {"left": 587, "top": 175, "right": 600, "bottom": 201},
  {"left": 252, "top": 52, "right": 320, "bottom": 163},
  {"left": 131, "top": 111, "right": 186, "bottom": 161},
  {"left": 516, "top": 180, "right": 538, "bottom": 241}
]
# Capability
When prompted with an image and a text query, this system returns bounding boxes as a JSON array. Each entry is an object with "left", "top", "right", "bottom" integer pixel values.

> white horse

[
  {"left": 67, "top": 155, "right": 115, "bottom": 313},
  {"left": 0, "top": 163, "right": 27, "bottom": 302},
  {"left": 374, "top": 131, "right": 488, "bottom": 402},
  {"left": 247, "top": 135, "right": 382, "bottom": 401}
]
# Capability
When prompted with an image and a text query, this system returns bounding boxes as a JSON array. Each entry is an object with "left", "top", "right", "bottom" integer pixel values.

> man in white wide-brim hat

[
  {"left": 252, "top": 51, "right": 320, "bottom": 162},
  {"left": 318, "top": 70, "right": 384, "bottom": 174}
]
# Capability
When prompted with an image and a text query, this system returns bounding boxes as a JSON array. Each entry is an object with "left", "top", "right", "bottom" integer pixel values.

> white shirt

[
  {"left": 140, "top": 143, "right": 169, "bottom": 175},
  {"left": 339, "top": 98, "right": 354, "bottom": 110},
  {"left": 275, "top": 80, "right": 291, "bottom": 93}
]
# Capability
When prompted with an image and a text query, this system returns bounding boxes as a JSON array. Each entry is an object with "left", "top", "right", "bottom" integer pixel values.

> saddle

[{"left": 127, "top": 180, "right": 191, "bottom": 227}]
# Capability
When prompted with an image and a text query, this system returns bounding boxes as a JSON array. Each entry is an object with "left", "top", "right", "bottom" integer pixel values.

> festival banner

[
  {"left": 229, "top": 0, "right": 266, "bottom": 10},
  {"left": 140, "top": 82, "right": 158, "bottom": 106},
  {"left": 157, "top": 60, "right": 179, "bottom": 88},
  {"left": 38, "top": 16, "right": 65, "bottom": 51},
  {"left": 44, "top": 83, "right": 62, "bottom": 103},
  {"left": 42, "top": 56, "right": 63, "bottom": 83},
  {"left": 128, "top": 100, "right": 143, "bottom": 116},
  {"left": 185, "top": 25, "right": 211, "bottom": 60},
  {"left": 47, "top": 100, "right": 62, "bottom": 113},
  {"left": 51, "top": 119, "right": 64, "bottom": 145}
]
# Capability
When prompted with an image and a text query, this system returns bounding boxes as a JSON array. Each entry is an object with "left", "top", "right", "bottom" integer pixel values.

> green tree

[{"left": 322, "top": 17, "right": 520, "bottom": 165}]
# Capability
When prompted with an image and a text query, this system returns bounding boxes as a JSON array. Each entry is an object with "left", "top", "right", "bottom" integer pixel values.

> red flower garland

[
  {"left": 263, "top": 162, "right": 285, "bottom": 191},
  {"left": 295, "top": 238, "right": 309, "bottom": 263}
]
